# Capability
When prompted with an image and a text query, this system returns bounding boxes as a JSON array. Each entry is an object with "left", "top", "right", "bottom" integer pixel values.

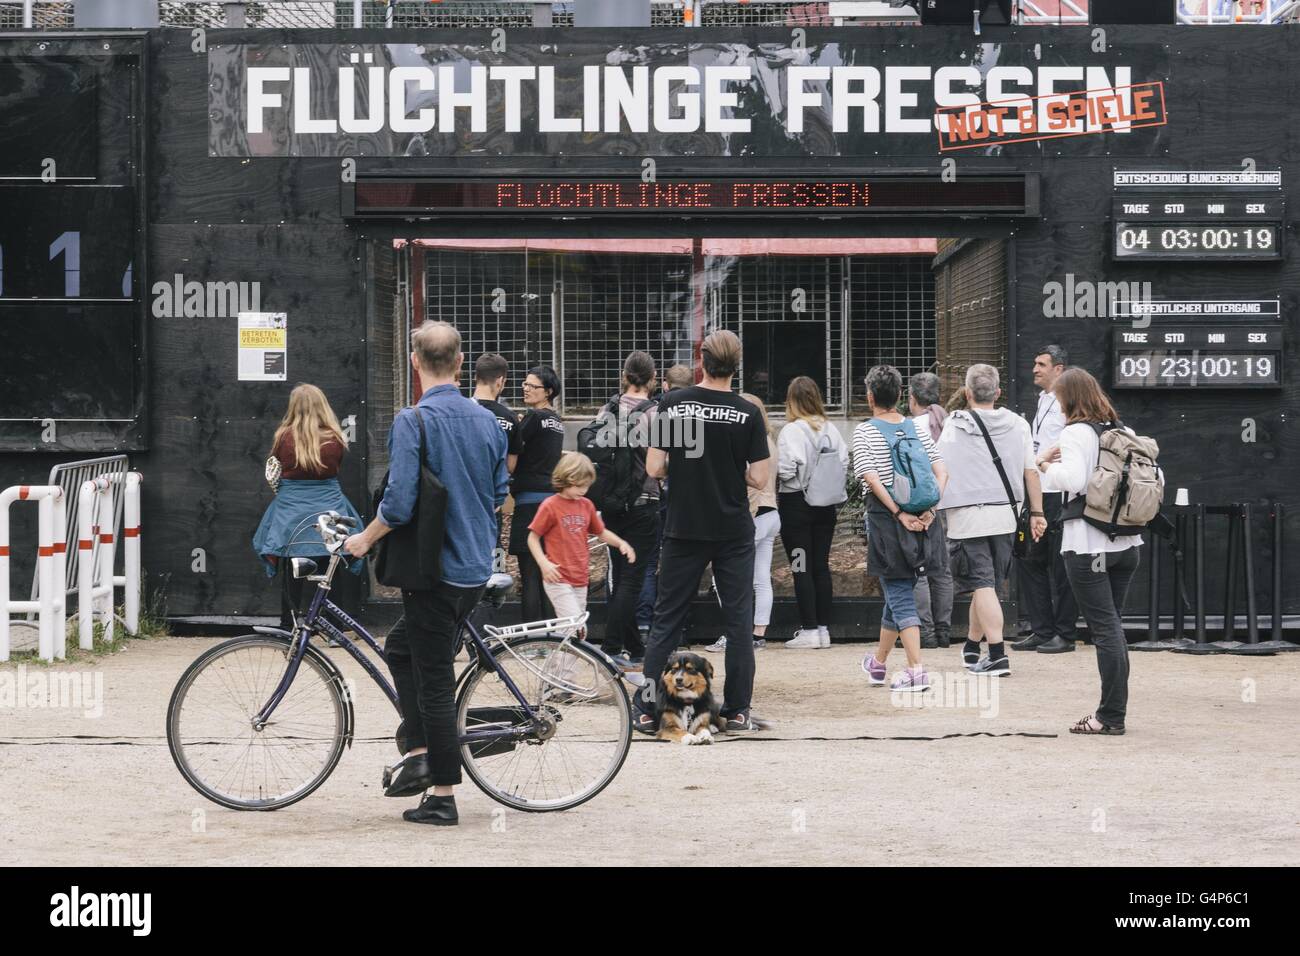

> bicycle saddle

[{"left": 484, "top": 573, "right": 514, "bottom": 607}]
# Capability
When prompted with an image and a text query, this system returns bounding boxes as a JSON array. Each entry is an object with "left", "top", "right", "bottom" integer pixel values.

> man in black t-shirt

[
  {"left": 472, "top": 353, "right": 523, "bottom": 468},
  {"left": 473, "top": 353, "right": 522, "bottom": 554},
  {"left": 633, "top": 331, "right": 771, "bottom": 735}
]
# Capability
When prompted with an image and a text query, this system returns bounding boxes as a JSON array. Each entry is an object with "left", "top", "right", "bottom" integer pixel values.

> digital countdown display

[
  {"left": 346, "top": 174, "right": 1035, "bottom": 219},
  {"left": 1111, "top": 195, "right": 1284, "bottom": 261},
  {"left": 1112, "top": 323, "right": 1283, "bottom": 389}
]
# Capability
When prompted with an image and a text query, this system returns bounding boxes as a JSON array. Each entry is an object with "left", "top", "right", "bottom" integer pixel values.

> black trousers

[
  {"left": 777, "top": 492, "right": 838, "bottom": 630},
  {"left": 1063, "top": 547, "right": 1140, "bottom": 728},
  {"left": 635, "top": 533, "right": 756, "bottom": 720},
  {"left": 386, "top": 582, "right": 485, "bottom": 787},
  {"left": 601, "top": 503, "right": 658, "bottom": 655},
  {"left": 1019, "top": 493, "right": 1079, "bottom": 642},
  {"left": 515, "top": 549, "right": 555, "bottom": 624}
]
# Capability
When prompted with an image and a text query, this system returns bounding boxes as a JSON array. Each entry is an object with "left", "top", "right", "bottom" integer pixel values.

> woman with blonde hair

[
  {"left": 253, "top": 383, "right": 364, "bottom": 626},
  {"left": 776, "top": 376, "right": 849, "bottom": 648}
]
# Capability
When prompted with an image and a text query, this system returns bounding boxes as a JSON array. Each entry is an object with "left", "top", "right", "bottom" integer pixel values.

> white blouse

[{"left": 1044, "top": 422, "right": 1141, "bottom": 555}]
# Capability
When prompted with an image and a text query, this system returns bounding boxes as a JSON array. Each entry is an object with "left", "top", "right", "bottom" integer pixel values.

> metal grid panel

[
  {"left": 709, "top": 254, "right": 844, "bottom": 409},
  {"left": 848, "top": 255, "right": 935, "bottom": 412},
  {"left": 423, "top": 248, "right": 556, "bottom": 400},
  {"left": 700, "top": 1, "right": 833, "bottom": 25},
  {"left": 145, "top": 1, "right": 684, "bottom": 29},
  {"left": 0, "top": 1, "right": 72, "bottom": 27},
  {"left": 934, "top": 238, "right": 1007, "bottom": 405},
  {"left": 557, "top": 252, "right": 693, "bottom": 413},
  {"left": 365, "top": 242, "right": 404, "bottom": 491}
]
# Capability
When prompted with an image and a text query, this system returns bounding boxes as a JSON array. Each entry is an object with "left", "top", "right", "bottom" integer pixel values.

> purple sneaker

[
  {"left": 862, "top": 654, "right": 887, "bottom": 686},
  {"left": 889, "top": 667, "right": 931, "bottom": 694}
]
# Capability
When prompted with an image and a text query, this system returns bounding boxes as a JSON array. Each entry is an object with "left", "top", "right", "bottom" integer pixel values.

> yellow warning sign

[{"left": 239, "top": 329, "right": 286, "bottom": 348}]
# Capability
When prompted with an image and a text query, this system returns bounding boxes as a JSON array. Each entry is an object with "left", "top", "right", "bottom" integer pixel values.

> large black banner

[{"left": 207, "top": 34, "right": 1172, "bottom": 159}]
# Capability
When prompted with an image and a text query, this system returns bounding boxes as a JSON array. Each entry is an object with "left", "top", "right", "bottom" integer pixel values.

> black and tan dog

[{"left": 656, "top": 652, "right": 727, "bottom": 746}]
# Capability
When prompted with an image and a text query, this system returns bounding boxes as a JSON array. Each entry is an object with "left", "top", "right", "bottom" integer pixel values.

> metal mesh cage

[
  {"left": 934, "top": 238, "right": 1008, "bottom": 405},
  {"left": 366, "top": 241, "right": 405, "bottom": 493},
  {"left": 700, "top": 1, "right": 833, "bottom": 26},
  {"left": 848, "top": 255, "right": 936, "bottom": 412},
  {"left": 418, "top": 244, "right": 936, "bottom": 417},
  {"left": 148, "top": 1, "right": 684, "bottom": 29},
  {"left": 422, "top": 247, "right": 556, "bottom": 405},
  {"left": 557, "top": 252, "right": 693, "bottom": 413},
  {"left": 709, "top": 254, "right": 845, "bottom": 409}
]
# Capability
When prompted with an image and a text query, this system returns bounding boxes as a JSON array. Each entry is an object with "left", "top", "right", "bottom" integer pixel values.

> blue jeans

[{"left": 881, "top": 577, "right": 922, "bottom": 632}]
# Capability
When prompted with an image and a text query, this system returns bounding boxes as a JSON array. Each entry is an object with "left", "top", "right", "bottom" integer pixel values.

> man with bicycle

[{"left": 345, "top": 321, "right": 509, "bottom": 826}]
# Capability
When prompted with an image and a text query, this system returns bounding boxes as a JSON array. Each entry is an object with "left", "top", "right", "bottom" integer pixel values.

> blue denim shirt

[{"left": 379, "top": 384, "right": 509, "bottom": 587}]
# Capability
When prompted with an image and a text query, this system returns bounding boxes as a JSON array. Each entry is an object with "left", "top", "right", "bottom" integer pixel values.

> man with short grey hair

[
  {"left": 345, "top": 320, "right": 508, "bottom": 826},
  {"left": 935, "top": 364, "right": 1046, "bottom": 676}
]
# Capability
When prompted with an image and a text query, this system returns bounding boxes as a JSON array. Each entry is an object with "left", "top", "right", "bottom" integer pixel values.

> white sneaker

[
  {"left": 817, "top": 626, "right": 831, "bottom": 648},
  {"left": 785, "top": 629, "right": 822, "bottom": 649},
  {"left": 704, "top": 636, "right": 727, "bottom": 653}
]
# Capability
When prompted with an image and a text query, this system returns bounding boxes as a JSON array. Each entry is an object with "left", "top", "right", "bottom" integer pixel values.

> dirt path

[{"left": 2, "top": 637, "right": 1296, "bottom": 866}]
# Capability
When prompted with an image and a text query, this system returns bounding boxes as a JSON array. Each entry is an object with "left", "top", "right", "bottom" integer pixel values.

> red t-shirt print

[{"left": 528, "top": 495, "right": 605, "bottom": 587}]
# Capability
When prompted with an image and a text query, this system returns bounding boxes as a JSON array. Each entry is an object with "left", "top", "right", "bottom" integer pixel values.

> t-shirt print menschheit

[{"left": 655, "top": 385, "right": 770, "bottom": 541}]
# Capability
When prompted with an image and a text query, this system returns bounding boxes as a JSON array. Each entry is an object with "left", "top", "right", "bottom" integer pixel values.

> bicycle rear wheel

[
  {"left": 457, "top": 638, "right": 631, "bottom": 812},
  {"left": 166, "top": 634, "right": 349, "bottom": 811}
]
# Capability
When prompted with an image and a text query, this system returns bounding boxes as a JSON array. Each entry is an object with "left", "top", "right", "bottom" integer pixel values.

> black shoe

[
  {"left": 402, "top": 793, "right": 458, "bottom": 826},
  {"left": 1036, "top": 636, "right": 1076, "bottom": 654},
  {"left": 384, "top": 753, "right": 433, "bottom": 797},
  {"left": 920, "top": 634, "right": 939, "bottom": 650},
  {"left": 1012, "top": 635, "right": 1049, "bottom": 651}
]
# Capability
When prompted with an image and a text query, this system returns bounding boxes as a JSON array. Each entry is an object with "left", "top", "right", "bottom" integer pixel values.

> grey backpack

[{"left": 798, "top": 421, "right": 848, "bottom": 508}]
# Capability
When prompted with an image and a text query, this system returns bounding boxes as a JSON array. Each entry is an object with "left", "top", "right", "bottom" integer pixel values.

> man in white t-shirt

[
  {"left": 935, "top": 364, "right": 1046, "bottom": 677},
  {"left": 1015, "top": 345, "right": 1080, "bottom": 654}
]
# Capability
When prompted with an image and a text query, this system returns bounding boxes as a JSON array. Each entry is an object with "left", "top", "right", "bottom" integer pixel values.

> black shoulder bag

[
  {"left": 969, "top": 410, "right": 1038, "bottom": 561},
  {"left": 371, "top": 408, "right": 448, "bottom": 590}
]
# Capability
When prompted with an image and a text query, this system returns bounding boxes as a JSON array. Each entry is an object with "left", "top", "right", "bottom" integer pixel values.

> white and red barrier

[
  {"left": 0, "top": 485, "right": 68, "bottom": 662},
  {"left": 1, "top": 471, "right": 141, "bottom": 662},
  {"left": 76, "top": 472, "right": 143, "bottom": 650}
]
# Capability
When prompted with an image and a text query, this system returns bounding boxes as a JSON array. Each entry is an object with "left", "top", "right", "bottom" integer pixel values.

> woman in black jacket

[{"left": 508, "top": 366, "right": 565, "bottom": 622}]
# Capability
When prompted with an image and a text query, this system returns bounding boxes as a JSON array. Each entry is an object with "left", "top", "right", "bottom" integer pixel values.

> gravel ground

[{"left": 2, "top": 635, "right": 1296, "bottom": 867}]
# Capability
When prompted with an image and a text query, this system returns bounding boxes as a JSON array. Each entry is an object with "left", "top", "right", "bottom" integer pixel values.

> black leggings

[{"left": 777, "top": 492, "right": 838, "bottom": 630}]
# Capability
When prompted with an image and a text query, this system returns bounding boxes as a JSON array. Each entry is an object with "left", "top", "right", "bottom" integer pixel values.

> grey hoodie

[{"left": 935, "top": 407, "right": 1032, "bottom": 510}]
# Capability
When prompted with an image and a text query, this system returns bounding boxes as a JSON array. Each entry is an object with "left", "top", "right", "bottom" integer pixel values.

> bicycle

[{"left": 166, "top": 513, "right": 632, "bottom": 813}]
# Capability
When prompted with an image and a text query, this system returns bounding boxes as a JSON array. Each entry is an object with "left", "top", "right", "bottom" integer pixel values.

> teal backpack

[{"left": 869, "top": 418, "right": 941, "bottom": 514}]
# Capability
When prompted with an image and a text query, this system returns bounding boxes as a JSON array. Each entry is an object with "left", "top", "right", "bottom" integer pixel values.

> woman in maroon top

[{"left": 252, "top": 384, "right": 363, "bottom": 626}]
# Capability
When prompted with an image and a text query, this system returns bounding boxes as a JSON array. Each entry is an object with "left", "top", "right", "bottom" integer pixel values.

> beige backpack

[{"left": 1062, "top": 422, "right": 1163, "bottom": 538}]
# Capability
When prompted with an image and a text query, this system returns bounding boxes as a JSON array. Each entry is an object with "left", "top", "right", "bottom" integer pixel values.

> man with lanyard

[{"left": 1014, "top": 345, "right": 1079, "bottom": 654}]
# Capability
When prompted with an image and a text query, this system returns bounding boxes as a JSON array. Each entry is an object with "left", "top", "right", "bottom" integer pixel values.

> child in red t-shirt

[{"left": 528, "top": 452, "right": 636, "bottom": 636}]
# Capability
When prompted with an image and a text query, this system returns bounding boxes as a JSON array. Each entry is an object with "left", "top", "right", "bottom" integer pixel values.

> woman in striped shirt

[{"left": 852, "top": 365, "right": 948, "bottom": 694}]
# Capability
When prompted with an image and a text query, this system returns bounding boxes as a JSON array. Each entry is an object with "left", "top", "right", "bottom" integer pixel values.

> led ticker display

[
  {"left": 346, "top": 174, "right": 1034, "bottom": 218},
  {"left": 1112, "top": 324, "right": 1283, "bottom": 389},
  {"left": 1111, "top": 194, "right": 1284, "bottom": 261}
]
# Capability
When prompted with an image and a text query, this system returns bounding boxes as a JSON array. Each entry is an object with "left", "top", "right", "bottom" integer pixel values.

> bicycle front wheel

[
  {"left": 457, "top": 638, "right": 631, "bottom": 812},
  {"left": 166, "top": 634, "right": 349, "bottom": 811}
]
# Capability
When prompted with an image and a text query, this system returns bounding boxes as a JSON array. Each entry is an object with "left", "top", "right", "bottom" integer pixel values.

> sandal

[
  {"left": 1069, "top": 714, "right": 1125, "bottom": 736},
  {"left": 632, "top": 710, "right": 659, "bottom": 736}
]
